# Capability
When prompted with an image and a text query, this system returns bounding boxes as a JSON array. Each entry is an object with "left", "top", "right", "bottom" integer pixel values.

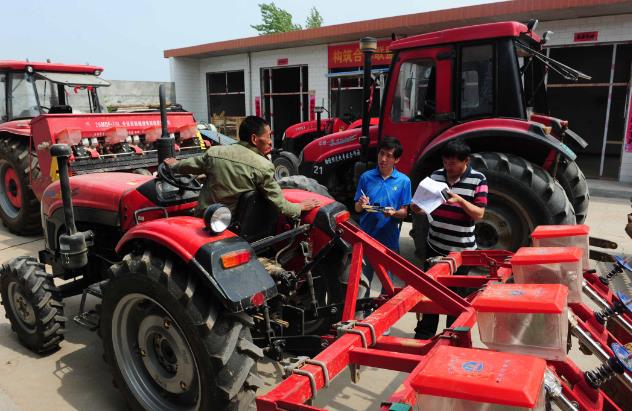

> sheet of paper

[{"left": 412, "top": 177, "right": 450, "bottom": 214}]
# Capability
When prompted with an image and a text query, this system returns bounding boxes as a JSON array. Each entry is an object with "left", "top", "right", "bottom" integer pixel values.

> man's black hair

[
  {"left": 441, "top": 138, "right": 471, "bottom": 161},
  {"left": 378, "top": 136, "right": 403, "bottom": 159},
  {"left": 239, "top": 116, "right": 269, "bottom": 142}
]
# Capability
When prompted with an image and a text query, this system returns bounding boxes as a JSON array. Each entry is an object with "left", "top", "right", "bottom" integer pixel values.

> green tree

[
  {"left": 305, "top": 7, "right": 323, "bottom": 29},
  {"left": 251, "top": 2, "right": 302, "bottom": 35}
]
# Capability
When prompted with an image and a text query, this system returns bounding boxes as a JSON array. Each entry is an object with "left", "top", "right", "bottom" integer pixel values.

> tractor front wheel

[
  {"left": 0, "top": 136, "right": 41, "bottom": 235},
  {"left": 0, "top": 256, "right": 66, "bottom": 354},
  {"left": 470, "top": 152, "right": 575, "bottom": 251},
  {"left": 273, "top": 151, "right": 300, "bottom": 181},
  {"left": 100, "top": 250, "right": 262, "bottom": 411},
  {"left": 556, "top": 157, "right": 589, "bottom": 224}
]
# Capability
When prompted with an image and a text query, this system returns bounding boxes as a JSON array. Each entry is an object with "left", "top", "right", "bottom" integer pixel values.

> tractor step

[{"left": 73, "top": 280, "right": 109, "bottom": 331}]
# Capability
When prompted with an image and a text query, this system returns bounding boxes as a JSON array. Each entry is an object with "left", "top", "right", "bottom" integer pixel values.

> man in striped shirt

[{"left": 411, "top": 139, "right": 488, "bottom": 339}]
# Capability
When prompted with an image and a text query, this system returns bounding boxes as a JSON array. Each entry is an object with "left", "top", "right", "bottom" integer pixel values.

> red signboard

[
  {"left": 255, "top": 96, "right": 261, "bottom": 117},
  {"left": 625, "top": 90, "right": 632, "bottom": 153},
  {"left": 277, "top": 58, "right": 288, "bottom": 66},
  {"left": 574, "top": 31, "right": 598, "bottom": 42},
  {"left": 309, "top": 93, "right": 316, "bottom": 121},
  {"left": 328, "top": 40, "right": 392, "bottom": 69}
]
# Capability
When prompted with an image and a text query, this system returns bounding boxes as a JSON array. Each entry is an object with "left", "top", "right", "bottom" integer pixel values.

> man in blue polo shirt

[{"left": 354, "top": 136, "right": 411, "bottom": 295}]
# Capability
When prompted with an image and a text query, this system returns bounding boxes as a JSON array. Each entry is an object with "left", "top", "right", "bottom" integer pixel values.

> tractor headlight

[{"left": 203, "top": 204, "right": 232, "bottom": 234}]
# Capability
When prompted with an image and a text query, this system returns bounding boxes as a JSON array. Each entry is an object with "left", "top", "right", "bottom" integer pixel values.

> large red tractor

[
  {"left": 0, "top": 85, "right": 361, "bottom": 409},
  {"left": 297, "top": 21, "right": 590, "bottom": 253},
  {"left": 0, "top": 60, "right": 206, "bottom": 235}
]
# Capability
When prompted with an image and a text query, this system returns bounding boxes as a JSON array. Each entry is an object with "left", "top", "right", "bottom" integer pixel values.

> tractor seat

[
  {"left": 48, "top": 105, "right": 73, "bottom": 114},
  {"left": 233, "top": 190, "right": 279, "bottom": 242}
]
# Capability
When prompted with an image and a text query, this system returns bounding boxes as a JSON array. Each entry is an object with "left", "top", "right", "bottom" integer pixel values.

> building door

[
  {"left": 261, "top": 65, "right": 308, "bottom": 147},
  {"left": 547, "top": 44, "right": 631, "bottom": 179}
]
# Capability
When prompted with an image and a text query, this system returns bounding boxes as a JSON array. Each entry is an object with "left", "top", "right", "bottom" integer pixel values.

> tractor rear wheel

[
  {"left": 101, "top": 251, "right": 262, "bottom": 411},
  {"left": 0, "top": 136, "right": 41, "bottom": 235},
  {"left": 0, "top": 256, "right": 66, "bottom": 354},
  {"left": 469, "top": 152, "right": 575, "bottom": 251},
  {"left": 278, "top": 175, "right": 333, "bottom": 199},
  {"left": 555, "top": 158, "right": 589, "bottom": 224}
]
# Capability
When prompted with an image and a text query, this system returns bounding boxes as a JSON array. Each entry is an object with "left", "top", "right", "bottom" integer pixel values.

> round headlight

[
  {"left": 203, "top": 204, "right": 232, "bottom": 234},
  {"left": 94, "top": 69, "right": 102, "bottom": 76},
  {"left": 26, "top": 65, "right": 34, "bottom": 74}
]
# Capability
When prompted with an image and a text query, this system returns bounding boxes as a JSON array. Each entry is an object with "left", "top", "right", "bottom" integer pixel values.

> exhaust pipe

[
  {"left": 359, "top": 37, "right": 377, "bottom": 163},
  {"left": 156, "top": 84, "right": 175, "bottom": 164},
  {"left": 50, "top": 144, "right": 93, "bottom": 269}
]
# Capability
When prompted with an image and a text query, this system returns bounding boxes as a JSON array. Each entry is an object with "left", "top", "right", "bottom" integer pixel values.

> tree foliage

[
  {"left": 305, "top": 7, "right": 323, "bottom": 29},
  {"left": 251, "top": 2, "right": 302, "bottom": 35}
]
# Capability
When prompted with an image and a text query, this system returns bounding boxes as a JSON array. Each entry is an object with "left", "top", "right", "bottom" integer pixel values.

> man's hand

[
  {"left": 383, "top": 207, "right": 396, "bottom": 217},
  {"left": 300, "top": 198, "right": 321, "bottom": 211},
  {"left": 410, "top": 203, "right": 425, "bottom": 215},
  {"left": 358, "top": 194, "right": 370, "bottom": 207},
  {"left": 164, "top": 157, "right": 177, "bottom": 167},
  {"left": 447, "top": 192, "right": 464, "bottom": 204}
]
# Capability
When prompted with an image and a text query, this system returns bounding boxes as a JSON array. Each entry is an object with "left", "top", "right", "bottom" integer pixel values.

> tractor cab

[{"left": 0, "top": 61, "right": 109, "bottom": 123}]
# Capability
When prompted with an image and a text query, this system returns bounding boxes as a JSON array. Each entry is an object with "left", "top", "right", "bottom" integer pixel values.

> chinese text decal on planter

[{"left": 328, "top": 40, "right": 391, "bottom": 69}]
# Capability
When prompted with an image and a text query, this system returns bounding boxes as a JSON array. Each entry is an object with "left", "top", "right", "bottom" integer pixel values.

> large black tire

[
  {"left": 100, "top": 251, "right": 263, "bottom": 411},
  {"left": 273, "top": 151, "right": 300, "bottom": 181},
  {"left": 0, "top": 136, "right": 41, "bottom": 235},
  {"left": 469, "top": 152, "right": 575, "bottom": 251},
  {"left": 278, "top": 175, "right": 333, "bottom": 199},
  {"left": 555, "top": 158, "right": 589, "bottom": 224},
  {"left": 0, "top": 256, "right": 66, "bottom": 354}
]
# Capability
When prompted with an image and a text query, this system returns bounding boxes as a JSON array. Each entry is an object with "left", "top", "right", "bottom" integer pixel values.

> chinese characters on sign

[
  {"left": 573, "top": 31, "right": 598, "bottom": 42},
  {"left": 328, "top": 40, "right": 392, "bottom": 69}
]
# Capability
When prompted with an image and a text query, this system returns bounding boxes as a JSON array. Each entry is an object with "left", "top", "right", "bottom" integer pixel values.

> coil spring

[
  {"left": 584, "top": 361, "right": 616, "bottom": 388},
  {"left": 599, "top": 262, "right": 625, "bottom": 285}
]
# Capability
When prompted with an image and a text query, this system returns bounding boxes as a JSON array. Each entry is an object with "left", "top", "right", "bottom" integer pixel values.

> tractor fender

[
  {"left": 115, "top": 216, "right": 277, "bottom": 312},
  {"left": 413, "top": 118, "right": 576, "bottom": 181}
]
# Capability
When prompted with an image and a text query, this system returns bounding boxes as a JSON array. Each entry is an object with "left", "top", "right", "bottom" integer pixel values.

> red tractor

[
  {"left": 0, "top": 60, "right": 206, "bottom": 235},
  {"left": 0, "top": 85, "right": 363, "bottom": 409},
  {"left": 297, "top": 21, "right": 590, "bottom": 253}
]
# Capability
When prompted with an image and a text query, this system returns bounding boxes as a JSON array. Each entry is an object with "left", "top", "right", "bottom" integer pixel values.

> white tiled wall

[
  {"left": 540, "top": 14, "right": 632, "bottom": 182},
  {"left": 169, "top": 57, "right": 204, "bottom": 121},
  {"left": 169, "top": 45, "right": 328, "bottom": 125}
]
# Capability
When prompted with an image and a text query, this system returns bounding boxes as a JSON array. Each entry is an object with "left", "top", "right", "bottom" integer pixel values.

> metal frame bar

[
  {"left": 600, "top": 44, "right": 618, "bottom": 176},
  {"left": 257, "top": 221, "right": 631, "bottom": 411}
]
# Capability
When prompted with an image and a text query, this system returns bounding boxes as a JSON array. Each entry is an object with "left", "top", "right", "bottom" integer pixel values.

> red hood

[
  {"left": 42, "top": 172, "right": 153, "bottom": 217},
  {"left": 301, "top": 125, "right": 379, "bottom": 164},
  {"left": 0, "top": 119, "right": 32, "bottom": 136}
]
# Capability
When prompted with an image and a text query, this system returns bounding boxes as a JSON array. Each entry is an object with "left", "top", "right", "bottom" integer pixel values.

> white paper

[{"left": 412, "top": 177, "right": 450, "bottom": 214}]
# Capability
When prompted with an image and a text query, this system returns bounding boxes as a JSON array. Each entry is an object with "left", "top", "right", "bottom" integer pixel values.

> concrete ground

[{"left": 0, "top": 195, "right": 630, "bottom": 411}]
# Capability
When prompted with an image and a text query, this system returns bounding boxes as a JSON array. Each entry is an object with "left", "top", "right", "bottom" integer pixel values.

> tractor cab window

[
  {"left": 9, "top": 73, "right": 40, "bottom": 119},
  {"left": 0, "top": 74, "right": 6, "bottom": 122},
  {"left": 391, "top": 59, "right": 436, "bottom": 122},
  {"left": 460, "top": 44, "right": 494, "bottom": 118}
]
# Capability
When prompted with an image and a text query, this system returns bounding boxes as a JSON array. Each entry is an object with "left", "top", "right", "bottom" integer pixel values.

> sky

[{"left": 3, "top": 0, "right": 503, "bottom": 82}]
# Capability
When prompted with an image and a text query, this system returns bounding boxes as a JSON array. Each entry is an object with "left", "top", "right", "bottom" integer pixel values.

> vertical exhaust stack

[
  {"left": 354, "top": 37, "right": 377, "bottom": 183},
  {"left": 156, "top": 84, "right": 175, "bottom": 164},
  {"left": 50, "top": 144, "right": 93, "bottom": 269}
]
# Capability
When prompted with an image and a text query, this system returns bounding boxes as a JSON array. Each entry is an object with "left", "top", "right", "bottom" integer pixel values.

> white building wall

[
  {"left": 540, "top": 14, "right": 632, "bottom": 182},
  {"left": 169, "top": 57, "right": 205, "bottom": 121},
  {"left": 199, "top": 53, "right": 251, "bottom": 120},
  {"left": 250, "top": 44, "right": 329, "bottom": 116}
]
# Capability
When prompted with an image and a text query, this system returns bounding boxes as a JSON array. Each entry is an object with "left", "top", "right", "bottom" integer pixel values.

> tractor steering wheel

[{"left": 157, "top": 162, "right": 203, "bottom": 191}]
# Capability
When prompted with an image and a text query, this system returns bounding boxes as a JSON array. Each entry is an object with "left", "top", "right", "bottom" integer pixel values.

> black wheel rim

[
  {"left": 475, "top": 191, "right": 533, "bottom": 251},
  {"left": 111, "top": 293, "right": 201, "bottom": 411}
]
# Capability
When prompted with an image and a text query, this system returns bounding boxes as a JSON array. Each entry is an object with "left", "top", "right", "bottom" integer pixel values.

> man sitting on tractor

[{"left": 165, "top": 115, "right": 320, "bottom": 217}]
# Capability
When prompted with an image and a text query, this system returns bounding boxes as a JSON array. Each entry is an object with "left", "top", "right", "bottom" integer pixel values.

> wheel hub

[
  {"left": 137, "top": 314, "right": 195, "bottom": 394},
  {"left": 475, "top": 208, "right": 513, "bottom": 250},
  {"left": 0, "top": 162, "right": 22, "bottom": 215},
  {"left": 275, "top": 164, "right": 291, "bottom": 180},
  {"left": 8, "top": 283, "right": 36, "bottom": 331}
]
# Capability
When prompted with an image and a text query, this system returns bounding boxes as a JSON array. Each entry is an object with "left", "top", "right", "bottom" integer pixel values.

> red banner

[
  {"left": 255, "top": 96, "right": 261, "bottom": 117},
  {"left": 309, "top": 93, "right": 316, "bottom": 121},
  {"left": 328, "top": 40, "right": 392, "bottom": 69}
]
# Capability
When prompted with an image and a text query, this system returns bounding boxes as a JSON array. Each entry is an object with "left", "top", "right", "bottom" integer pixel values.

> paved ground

[{"left": 0, "top": 196, "right": 630, "bottom": 411}]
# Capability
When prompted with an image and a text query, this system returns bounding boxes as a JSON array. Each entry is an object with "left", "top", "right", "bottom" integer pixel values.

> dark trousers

[{"left": 413, "top": 244, "right": 471, "bottom": 339}]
